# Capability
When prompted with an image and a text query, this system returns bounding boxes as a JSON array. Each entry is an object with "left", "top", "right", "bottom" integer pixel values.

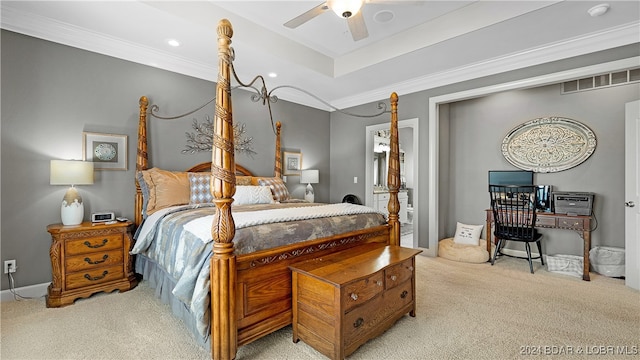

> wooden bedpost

[
  {"left": 274, "top": 121, "right": 282, "bottom": 178},
  {"left": 387, "top": 92, "right": 401, "bottom": 246},
  {"left": 210, "top": 19, "right": 237, "bottom": 360},
  {"left": 135, "top": 96, "right": 149, "bottom": 227}
]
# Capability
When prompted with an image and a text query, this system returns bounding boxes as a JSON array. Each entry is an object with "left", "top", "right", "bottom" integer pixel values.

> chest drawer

[
  {"left": 65, "top": 265, "right": 124, "bottom": 290},
  {"left": 385, "top": 257, "right": 414, "bottom": 290},
  {"left": 65, "top": 250, "right": 123, "bottom": 273},
  {"left": 342, "top": 271, "right": 384, "bottom": 312},
  {"left": 66, "top": 234, "right": 123, "bottom": 255},
  {"left": 343, "top": 279, "right": 413, "bottom": 346}
]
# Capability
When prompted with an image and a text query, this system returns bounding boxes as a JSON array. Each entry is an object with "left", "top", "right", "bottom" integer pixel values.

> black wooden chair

[{"left": 489, "top": 185, "right": 544, "bottom": 273}]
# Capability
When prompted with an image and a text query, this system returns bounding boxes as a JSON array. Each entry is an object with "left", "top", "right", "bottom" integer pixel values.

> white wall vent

[{"left": 562, "top": 67, "right": 640, "bottom": 94}]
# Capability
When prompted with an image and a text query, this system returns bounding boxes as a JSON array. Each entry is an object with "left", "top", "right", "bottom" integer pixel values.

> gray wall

[
  {"left": 329, "top": 44, "right": 640, "bottom": 250},
  {"left": 444, "top": 83, "right": 638, "bottom": 255},
  {"left": 1, "top": 30, "right": 329, "bottom": 290}
]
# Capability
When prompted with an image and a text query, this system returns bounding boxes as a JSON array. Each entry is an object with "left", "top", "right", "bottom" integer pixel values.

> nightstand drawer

[
  {"left": 65, "top": 265, "right": 124, "bottom": 290},
  {"left": 66, "top": 250, "right": 123, "bottom": 272},
  {"left": 66, "top": 234, "right": 123, "bottom": 255}
]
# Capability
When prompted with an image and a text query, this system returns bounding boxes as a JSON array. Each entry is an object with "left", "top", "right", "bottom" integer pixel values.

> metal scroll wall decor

[
  {"left": 501, "top": 116, "right": 596, "bottom": 173},
  {"left": 182, "top": 115, "right": 256, "bottom": 156}
]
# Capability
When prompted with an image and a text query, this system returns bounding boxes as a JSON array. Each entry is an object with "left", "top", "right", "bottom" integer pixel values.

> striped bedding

[{"left": 131, "top": 202, "right": 386, "bottom": 341}]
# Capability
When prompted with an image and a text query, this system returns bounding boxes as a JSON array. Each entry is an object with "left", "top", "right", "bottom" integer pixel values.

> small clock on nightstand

[{"left": 46, "top": 221, "right": 138, "bottom": 307}]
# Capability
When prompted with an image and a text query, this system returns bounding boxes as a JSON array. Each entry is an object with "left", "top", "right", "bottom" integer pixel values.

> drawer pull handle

[
  {"left": 84, "top": 239, "right": 108, "bottom": 248},
  {"left": 84, "top": 271, "right": 108, "bottom": 281},
  {"left": 390, "top": 275, "right": 397, "bottom": 281},
  {"left": 376, "top": 280, "right": 383, "bottom": 286},
  {"left": 408, "top": 266, "right": 414, "bottom": 271},
  {"left": 400, "top": 290, "right": 408, "bottom": 299},
  {"left": 84, "top": 255, "right": 108, "bottom": 265},
  {"left": 350, "top": 293, "right": 358, "bottom": 301},
  {"left": 353, "top": 317, "right": 364, "bottom": 328}
]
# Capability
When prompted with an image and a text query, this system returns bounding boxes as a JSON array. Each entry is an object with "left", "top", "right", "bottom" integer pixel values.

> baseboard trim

[{"left": 1, "top": 282, "right": 49, "bottom": 302}]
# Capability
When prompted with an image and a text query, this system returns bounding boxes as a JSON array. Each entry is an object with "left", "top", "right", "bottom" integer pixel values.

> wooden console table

[{"left": 485, "top": 210, "right": 592, "bottom": 281}]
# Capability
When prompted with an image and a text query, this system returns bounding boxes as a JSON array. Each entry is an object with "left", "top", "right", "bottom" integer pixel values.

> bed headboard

[{"left": 134, "top": 91, "right": 282, "bottom": 226}]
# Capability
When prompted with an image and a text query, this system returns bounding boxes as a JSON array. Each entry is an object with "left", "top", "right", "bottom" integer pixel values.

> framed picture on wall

[
  {"left": 82, "top": 132, "right": 128, "bottom": 170},
  {"left": 283, "top": 151, "right": 302, "bottom": 176}
]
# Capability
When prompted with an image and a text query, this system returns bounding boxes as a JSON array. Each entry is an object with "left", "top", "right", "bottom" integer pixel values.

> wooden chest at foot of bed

[
  {"left": 46, "top": 221, "right": 138, "bottom": 307},
  {"left": 289, "top": 243, "right": 422, "bottom": 360}
]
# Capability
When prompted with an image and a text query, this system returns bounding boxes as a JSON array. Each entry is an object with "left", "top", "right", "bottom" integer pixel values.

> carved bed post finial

[
  {"left": 274, "top": 121, "right": 282, "bottom": 178},
  {"left": 387, "top": 92, "right": 401, "bottom": 246},
  {"left": 210, "top": 18, "right": 238, "bottom": 360},
  {"left": 135, "top": 96, "right": 149, "bottom": 226}
]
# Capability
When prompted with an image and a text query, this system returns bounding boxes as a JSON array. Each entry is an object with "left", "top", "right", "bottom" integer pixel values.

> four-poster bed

[{"left": 133, "top": 19, "right": 404, "bottom": 360}]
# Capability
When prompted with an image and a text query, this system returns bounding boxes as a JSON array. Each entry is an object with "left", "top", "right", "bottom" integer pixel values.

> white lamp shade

[
  {"left": 50, "top": 160, "right": 94, "bottom": 185},
  {"left": 328, "top": 0, "right": 363, "bottom": 18},
  {"left": 50, "top": 160, "right": 93, "bottom": 226},
  {"left": 300, "top": 169, "right": 319, "bottom": 184}
]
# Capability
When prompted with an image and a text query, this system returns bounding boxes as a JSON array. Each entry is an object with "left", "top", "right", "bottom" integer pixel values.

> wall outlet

[
  {"left": 4, "top": 260, "right": 16, "bottom": 274},
  {"left": 354, "top": 177, "right": 358, "bottom": 184}
]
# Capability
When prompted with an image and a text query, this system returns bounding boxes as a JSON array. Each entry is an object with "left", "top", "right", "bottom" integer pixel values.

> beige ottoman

[{"left": 438, "top": 237, "right": 494, "bottom": 263}]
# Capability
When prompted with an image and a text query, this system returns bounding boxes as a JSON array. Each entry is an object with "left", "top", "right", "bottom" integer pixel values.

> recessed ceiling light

[
  {"left": 167, "top": 39, "right": 180, "bottom": 47},
  {"left": 587, "top": 3, "right": 610, "bottom": 17},
  {"left": 268, "top": 72, "right": 278, "bottom": 78},
  {"left": 373, "top": 10, "right": 394, "bottom": 24}
]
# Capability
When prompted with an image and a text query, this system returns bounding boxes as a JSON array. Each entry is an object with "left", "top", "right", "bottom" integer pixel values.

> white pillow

[
  {"left": 233, "top": 186, "right": 276, "bottom": 206},
  {"left": 453, "top": 222, "right": 484, "bottom": 246}
]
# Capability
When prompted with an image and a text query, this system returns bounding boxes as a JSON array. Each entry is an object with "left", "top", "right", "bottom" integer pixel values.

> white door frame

[
  {"left": 427, "top": 57, "right": 639, "bottom": 256},
  {"left": 625, "top": 100, "right": 640, "bottom": 290},
  {"left": 365, "top": 118, "right": 419, "bottom": 248}
]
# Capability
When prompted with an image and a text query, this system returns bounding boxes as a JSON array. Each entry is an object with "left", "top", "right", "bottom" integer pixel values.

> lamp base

[
  {"left": 61, "top": 186, "right": 84, "bottom": 226},
  {"left": 305, "top": 183, "right": 315, "bottom": 203}
]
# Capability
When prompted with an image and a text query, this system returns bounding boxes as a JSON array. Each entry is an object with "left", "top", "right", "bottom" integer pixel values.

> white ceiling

[{"left": 2, "top": 1, "right": 639, "bottom": 110}]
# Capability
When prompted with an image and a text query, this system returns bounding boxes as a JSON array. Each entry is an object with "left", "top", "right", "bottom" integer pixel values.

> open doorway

[{"left": 365, "top": 118, "right": 419, "bottom": 248}]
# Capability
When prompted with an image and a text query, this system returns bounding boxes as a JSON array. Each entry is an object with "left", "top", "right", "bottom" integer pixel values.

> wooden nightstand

[{"left": 46, "top": 221, "right": 138, "bottom": 307}]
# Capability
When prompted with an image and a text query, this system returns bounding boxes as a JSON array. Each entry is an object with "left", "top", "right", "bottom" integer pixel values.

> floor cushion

[{"left": 438, "top": 237, "right": 494, "bottom": 264}]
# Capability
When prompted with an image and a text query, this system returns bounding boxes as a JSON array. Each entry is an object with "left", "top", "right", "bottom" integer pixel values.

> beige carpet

[{"left": 1, "top": 255, "right": 638, "bottom": 360}]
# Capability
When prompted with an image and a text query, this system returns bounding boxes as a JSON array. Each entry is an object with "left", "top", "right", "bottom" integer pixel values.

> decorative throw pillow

[
  {"left": 137, "top": 168, "right": 190, "bottom": 216},
  {"left": 189, "top": 173, "right": 213, "bottom": 204},
  {"left": 233, "top": 186, "right": 276, "bottom": 205},
  {"left": 453, "top": 222, "right": 484, "bottom": 246},
  {"left": 236, "top": 176, "right": 253, "bottom": 186},
  {"left": 257, "top": 177, "right": 290, "bottom": 202}
]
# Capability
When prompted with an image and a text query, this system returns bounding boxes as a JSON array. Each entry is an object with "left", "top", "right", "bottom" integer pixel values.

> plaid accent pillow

[
  {"left": 257, "top": 177, "right": 290, "bottom": 202},
  {"left": 188, "top": 173, "right": 213, "bottom": 204}
]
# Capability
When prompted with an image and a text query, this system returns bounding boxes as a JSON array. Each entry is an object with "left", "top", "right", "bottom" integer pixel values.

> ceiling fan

[{"left": 284, "top": 0, "right": 411, "bottom": 42}]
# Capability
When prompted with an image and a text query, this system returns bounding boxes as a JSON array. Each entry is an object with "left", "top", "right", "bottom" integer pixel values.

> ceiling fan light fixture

[{"left": 328, "top": 0, "right": 363, "bottom": 19}]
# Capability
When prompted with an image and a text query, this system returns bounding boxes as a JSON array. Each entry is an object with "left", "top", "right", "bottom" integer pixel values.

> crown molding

[
  {"left": 331, "top": 21, "right": 640, "bottom": 110},
  {"left": 3, "top": 5, "right": 637, "bottom": 111}
]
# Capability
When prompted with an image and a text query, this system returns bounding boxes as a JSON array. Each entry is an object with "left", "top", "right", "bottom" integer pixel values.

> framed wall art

[
  {"left": 283, "top": 151, "right": 302, "bottom": 176},
  {"left": 83, "top": 132, "right": 128, "bottom": 170},
  {"left": 501, "top": 116, "right": 596, "bottom": 173}
]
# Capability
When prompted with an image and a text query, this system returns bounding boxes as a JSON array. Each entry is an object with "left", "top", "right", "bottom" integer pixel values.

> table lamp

[
  {"left": 50, "top": 160, "right": 94, "bottom": 226},
  {"left": 300, "top": 169, "right": 319, "bottom": 203}
]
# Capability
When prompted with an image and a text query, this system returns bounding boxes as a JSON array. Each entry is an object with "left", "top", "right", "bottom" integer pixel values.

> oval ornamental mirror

[{"left": 501, "top": 116, "right": 596, "bottom": 173}]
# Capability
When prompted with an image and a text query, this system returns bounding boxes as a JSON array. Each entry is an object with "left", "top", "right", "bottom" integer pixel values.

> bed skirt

[{"left": 135, "top": 255, "right": 210, "bottom": 348}]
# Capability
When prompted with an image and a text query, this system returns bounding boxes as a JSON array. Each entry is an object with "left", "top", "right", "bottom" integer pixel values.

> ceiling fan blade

[
  {"left": 347, "top": 12, "right": 368, "bottom": 41},
  {"left": 284, "top": 2, "right": 329, "bottom": 29}
]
